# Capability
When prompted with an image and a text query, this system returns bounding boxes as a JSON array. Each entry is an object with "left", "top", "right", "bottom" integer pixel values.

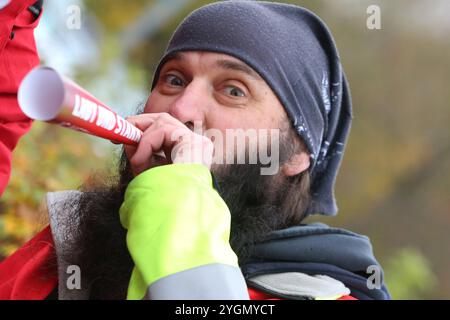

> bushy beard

[
  {"left": 64, "top": 130, "right": 310, "bottom": 299},
  {"left": 216, "top": 163, "right": 310, "bottom": 265}
]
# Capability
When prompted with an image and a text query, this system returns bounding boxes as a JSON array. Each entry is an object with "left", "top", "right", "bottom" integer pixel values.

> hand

[{"left": 124, "top": 113, "right": 214, "bottom": 176}]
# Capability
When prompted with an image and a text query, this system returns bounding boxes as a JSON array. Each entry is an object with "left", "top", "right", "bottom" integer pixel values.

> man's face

[{"left": 144, "top": 51, "right": 289, "bottom": 172}]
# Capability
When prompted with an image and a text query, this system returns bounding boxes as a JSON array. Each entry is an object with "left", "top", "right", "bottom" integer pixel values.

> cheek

[
  {"left": 143, "top": 92, "right": 172, "bottom": 113},
  {"left": 206, "top": 106, "right": 276, "bottom": 134},
  {"left": 205, "top": 116, "right": 267, "bottom": 164}
]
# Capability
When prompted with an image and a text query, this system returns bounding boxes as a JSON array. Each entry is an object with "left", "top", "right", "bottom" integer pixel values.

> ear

[{"left": 282, "top": 152, "right": 310, "bottom": 177}]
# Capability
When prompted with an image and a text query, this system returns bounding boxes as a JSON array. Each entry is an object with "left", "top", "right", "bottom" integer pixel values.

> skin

[{"left": 125, "top": 51, "right": 310, "bottom": 177}]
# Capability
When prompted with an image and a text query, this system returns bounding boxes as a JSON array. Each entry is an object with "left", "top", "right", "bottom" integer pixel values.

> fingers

[
  {"left": 129, "top": 127, "right": 165, "bottom": 176},
  {"left": 124, "top": 112, "right": 209, "bottom": 176},
  {"left": 124, "top": 114, "right": 172, "bottom": 176},
  {"left": 128, "top": 122, "right": 182, "bottom": 174},
  {"left": 126, "top": 115, "right": 155, "bottom": 132},
  {"left": 126, "top": 113, "right": 186, "bottom": 132}
]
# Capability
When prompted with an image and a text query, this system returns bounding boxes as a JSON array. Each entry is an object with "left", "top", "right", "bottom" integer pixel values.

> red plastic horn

[{"left": 18, "top": 66, "right": 142, "bottom": 145}]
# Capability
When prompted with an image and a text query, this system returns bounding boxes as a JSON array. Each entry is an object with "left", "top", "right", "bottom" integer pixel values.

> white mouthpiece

[{"left": 18, "top": 67, "right": 65, "bottom": 121}]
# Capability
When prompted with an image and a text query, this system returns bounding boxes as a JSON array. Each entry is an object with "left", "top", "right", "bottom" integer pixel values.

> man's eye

[
  {"left": 164, "top": 74, "right": 184, "bottom": 87},
  {"left": 223, "top": 86, "right": 246, "bottom": 97}
]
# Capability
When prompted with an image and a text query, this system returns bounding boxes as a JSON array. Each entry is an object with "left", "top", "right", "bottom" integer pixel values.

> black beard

[
  {"left": 63, "top": 131, "right": 310, "bottom": 299},
  {"left": 215, "top": 163, "right": 308, "bottom": 265}
]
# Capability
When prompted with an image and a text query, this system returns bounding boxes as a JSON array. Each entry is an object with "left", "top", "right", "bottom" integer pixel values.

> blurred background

[{"left": 0, "top": 0, "right": 449, "bottom": 299}]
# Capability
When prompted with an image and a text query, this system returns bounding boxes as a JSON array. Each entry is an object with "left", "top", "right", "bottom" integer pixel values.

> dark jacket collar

[{"left": 242, "top": 223, "right": 391, "bottom": 300}]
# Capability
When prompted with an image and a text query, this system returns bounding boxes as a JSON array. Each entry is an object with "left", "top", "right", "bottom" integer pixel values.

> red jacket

[{"left": 0, "top": 0, "right": 41, "bottom": 196}]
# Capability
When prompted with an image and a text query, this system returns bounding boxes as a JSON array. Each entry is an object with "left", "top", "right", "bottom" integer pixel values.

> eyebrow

[
  {"left": 215, "top": 59, "right": 262, "bottom": 81},
  {"left": 165, "top": 52, "right": 183, "bottom": 62},
  {"left": 162, "top": 52, "right": 262, "bottom": 81}
]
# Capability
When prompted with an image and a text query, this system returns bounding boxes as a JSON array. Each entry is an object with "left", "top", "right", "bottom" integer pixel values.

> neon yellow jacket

[{"left": 119, "top": 163, "right": 249, "bottom": 300}]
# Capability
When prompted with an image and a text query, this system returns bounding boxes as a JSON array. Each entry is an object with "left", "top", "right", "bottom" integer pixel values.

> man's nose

[{"left": 168, "top": 80, "right": 208, "bottom": 130}]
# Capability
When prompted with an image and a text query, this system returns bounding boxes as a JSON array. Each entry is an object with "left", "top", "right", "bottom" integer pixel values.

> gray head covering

[{"left": 151, "top": 1, "right": 353, "bottom": 216}]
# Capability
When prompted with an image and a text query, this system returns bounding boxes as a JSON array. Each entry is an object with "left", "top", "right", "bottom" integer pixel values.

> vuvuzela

[{"left": 18, "top": 66, "right": 142, "bottom": 145}]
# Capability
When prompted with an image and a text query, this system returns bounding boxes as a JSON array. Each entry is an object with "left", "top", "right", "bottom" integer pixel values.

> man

[{"left": 0, "top": 1, "right": 390, "bottom": 300}]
